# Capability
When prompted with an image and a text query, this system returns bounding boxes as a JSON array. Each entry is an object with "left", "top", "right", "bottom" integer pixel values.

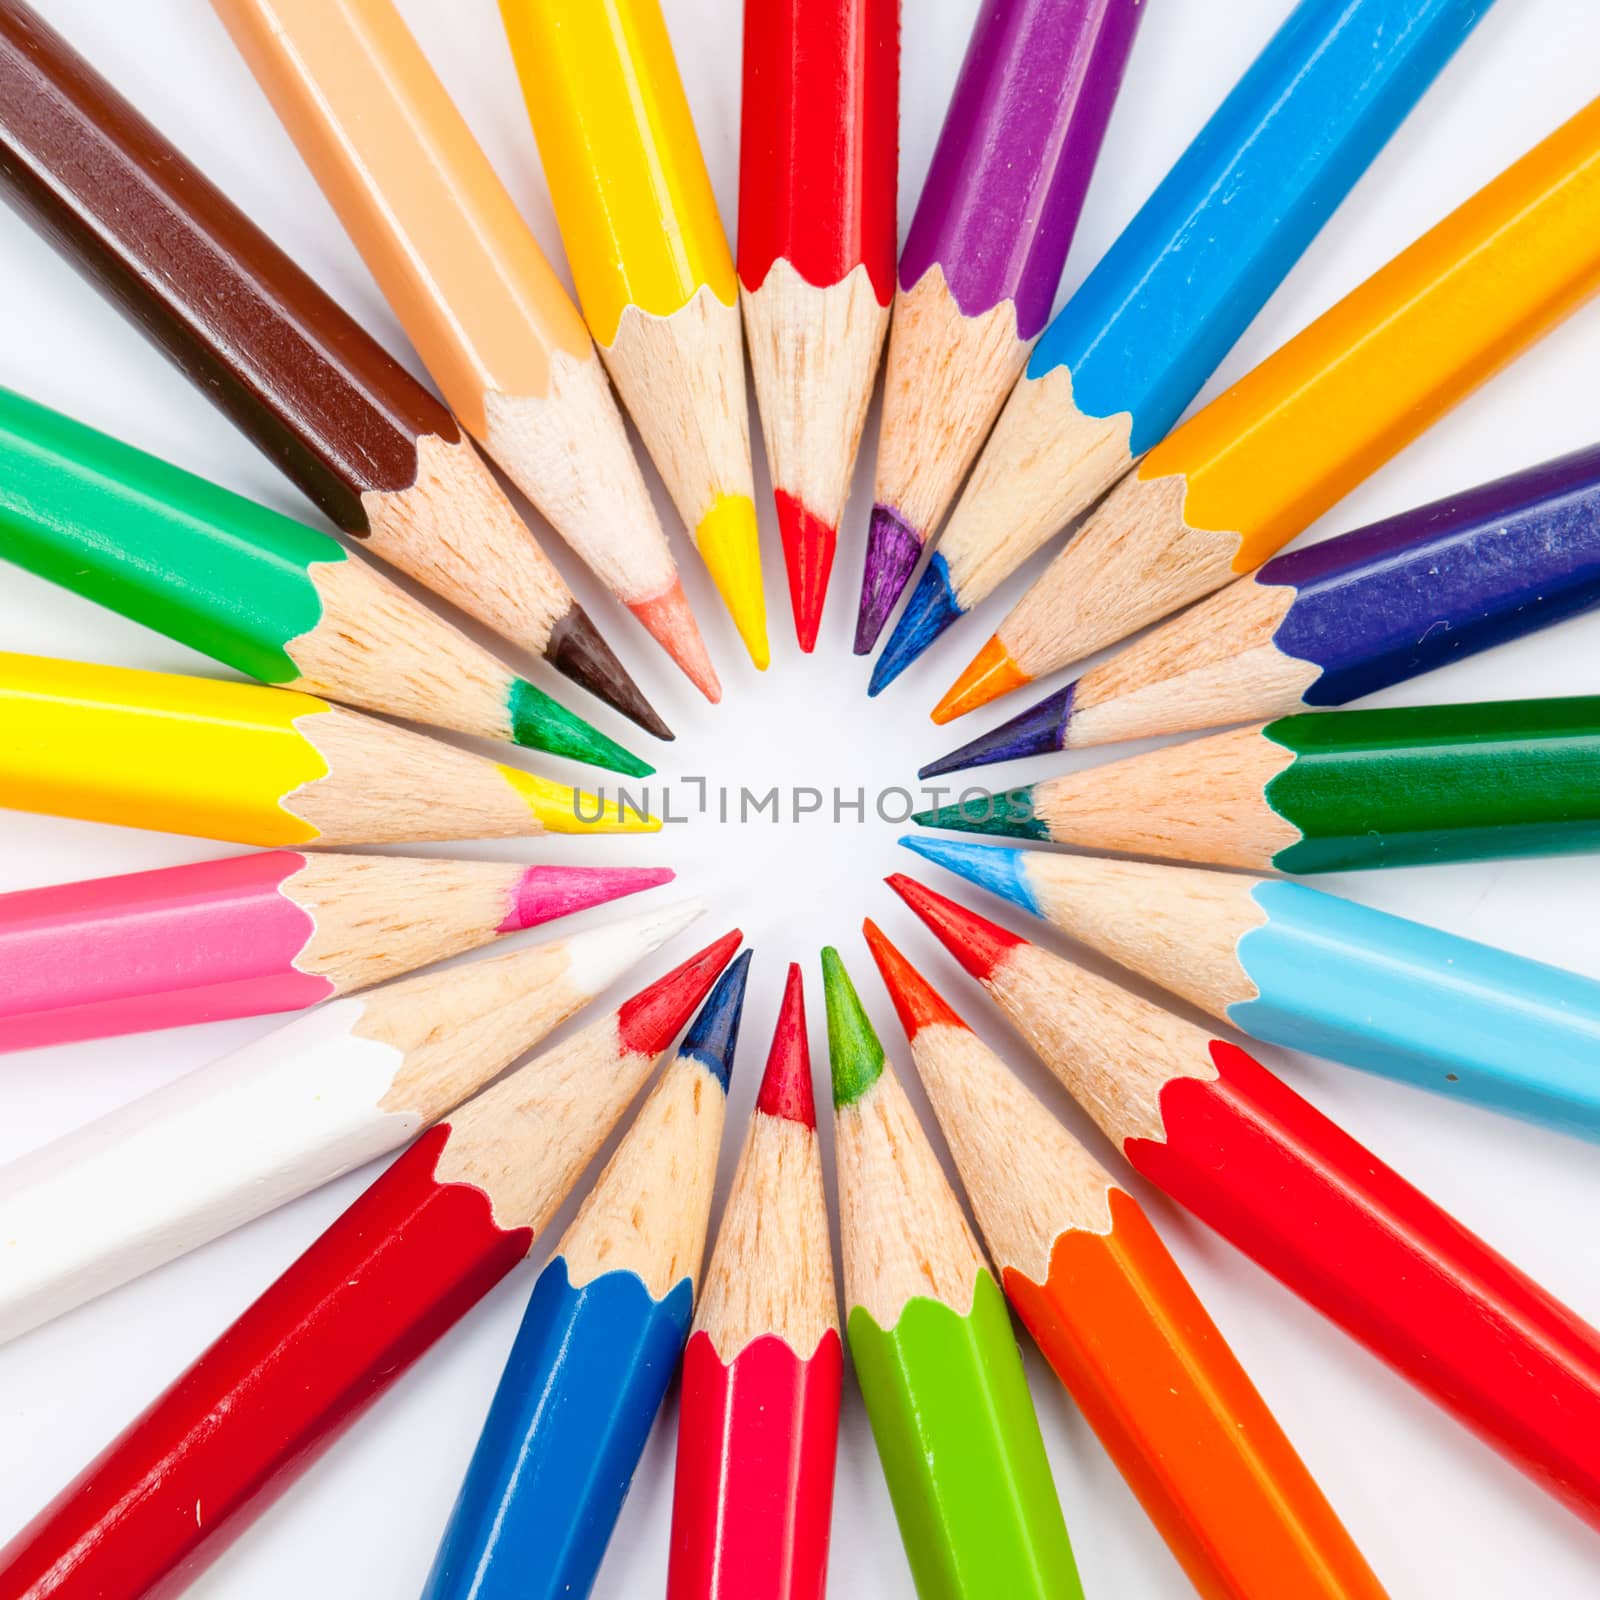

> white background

[{"left": 3, "top": 1, "right": 1600, "bottom": 1595}]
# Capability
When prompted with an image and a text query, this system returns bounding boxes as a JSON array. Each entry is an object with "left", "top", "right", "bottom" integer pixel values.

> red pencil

[
  {"left": 888, "top": 872, "right": 1600, "bottom": 1531},
  {"left": 739, "top": 0, "right": 899, "bottom": 650},
  {"left": 667, "top": 963, "right": 842, "bottom": 1600},
  {"left": 0, "top": 932, "right": 742, "bottom": 1600}
]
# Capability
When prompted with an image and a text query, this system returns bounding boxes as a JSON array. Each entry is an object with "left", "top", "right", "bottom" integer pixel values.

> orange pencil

[{"left": 863, "top": 918, "right": 1387, "bottom": 1600}]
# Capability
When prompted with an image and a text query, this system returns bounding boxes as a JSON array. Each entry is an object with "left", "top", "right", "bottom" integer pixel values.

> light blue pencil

[{"left": 903, "top": 836, "right": 1600, "bottom": 1141}]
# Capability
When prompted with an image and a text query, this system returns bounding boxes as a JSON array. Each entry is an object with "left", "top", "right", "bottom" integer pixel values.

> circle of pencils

[{"left": 10, "top": 1, "right": 1600, "bottom": 1593}]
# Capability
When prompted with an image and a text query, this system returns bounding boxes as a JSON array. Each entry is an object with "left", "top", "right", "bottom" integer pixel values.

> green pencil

[
  {"left": 0, "top": 386, "right": 650, "bottom": 776},
  {"left": 914, "top": 697, "right": 1600, "bottom": 873},
  {"left": 821, "top": 945, "right": 1081, "bottom": 1600}
]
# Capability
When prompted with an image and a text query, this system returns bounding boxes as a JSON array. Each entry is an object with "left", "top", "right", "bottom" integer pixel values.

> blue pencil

[
  {"left": 904, "top": 836, "right": 1600, "bottom": 1141},
  {"left": 421, "top": 951, "right": 751, "bottom": 1600},
  {"left": 869, "top": 0, "right": 1491, "bottom": 693}
]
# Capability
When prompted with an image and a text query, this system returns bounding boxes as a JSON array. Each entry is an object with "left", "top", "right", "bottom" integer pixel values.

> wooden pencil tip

[
  {"left": 626, "top": 579, "right": 723, "bottom": 704},
  {"left": 546, "top": 604, "right": 674, "bottom": 740},
  {"left": 932, "top": 635, "right": 1031, "bottom": 724},
  {"left": 820, "top": 946, "right": 885, "bottom": 1109},
  {"left": 679, "top": 948, "right": 752, "bottom": 1093},
  {"left": 885, "top": 875, "right": 1026, "bottom": 983},
  {"left": 697, "top": 494, "right": 770, "bottom": 670},
  {"left": 775, "top": 491, "right": 836, "bottom": 653},
  {"left": 617, "top": 930, "right": 744, "bottom": 1058},
  {"left": 756, "top": 963, "right": 816, "bottom": 1127},
  {"left": 911, "top": 786, "right": 1046, "bottom": 841},
  {"left": 862, "top": 918, "right": 968, "bottom": 1040}
]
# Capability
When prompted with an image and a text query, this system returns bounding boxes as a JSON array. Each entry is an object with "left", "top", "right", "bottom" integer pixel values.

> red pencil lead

[
  {"left": 616, "top": 931, "right": 744, "bottom": 1057},
  {"left": 861, "top": 918, "right": 969, "bottom": 1040},
  {"left": 885, "top": 874, "right": 1025, "bottom": 982},
  {"left": 776, "top": 493, "right": 837, "bottom": 654},
  {"left": 756, "top": 962, "right": 817, "bottom": 1127}
]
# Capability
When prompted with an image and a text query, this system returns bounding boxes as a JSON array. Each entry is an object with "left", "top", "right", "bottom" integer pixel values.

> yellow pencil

[
  {"left": 0, "top": 654, "right": 657, "bottom": 846},
  {"left": 500, "top": 0, "right": 769, "bottom": 670},
  {"left": 935, "top": 95, "right": 1600, "bottom": 724}
]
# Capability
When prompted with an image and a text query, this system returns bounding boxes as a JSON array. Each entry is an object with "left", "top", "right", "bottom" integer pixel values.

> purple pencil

[
  {"left": 855, "top": 0, "right": 1143, "bottom": 657},
  {"left": 921, "top": 442, "right": 1600, "bottom": 777}
]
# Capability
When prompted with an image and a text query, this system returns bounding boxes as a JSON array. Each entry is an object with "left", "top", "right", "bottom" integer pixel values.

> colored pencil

[
  {"left": 0, "top": 898, "right": 703, "bottom": 1345},
  {"left": 858, "top": 0, "right": 1143, "bottom": 661},
  {"left": 423, "top": 951, "right": 749, "bottom": 1600},
  {"left": 862, "top": 919, "right": 1385, "bottom": 1600},
  {"left": 500, "top": 0, "right": 769, "bottom": 670},
  {"left": 904, "top": 838, "right": 1600, "bottom": 1142},
  {"left": 0, "top": 1, "right": 669, "bottom": 737},
  {"left": 925, "top": 442, "right": 1600, "bottom": 774},
  {"left": 740, "top": 0, "right": 898, "bottom": 652},
  {"left": 210, "top": 0, "right": 715, "bottom": 708},
  {"left": 0, "top": 850, "right": 673, "bottom": 1053},
  {"left": 0, "top": 930, "right": 743, "bottom": 1600},
  {"left": 876, "top": 0, "right": 1488, "bottom": 684},
  {"left": 0, "top": 386, "right": 650, "bottom": 776},
  {"left": 821, "top": 945, "right": 1082, "bottom": 1600},
  {"left": 892, "top": 873, "right": 1600, "bottom": 1527},
  {"left": 934, "top": 93, "right": 1600, "bottom": 724},
  {"left": 915, "top": 695, "right": 1600, "bottom": 872},
  {"left": 0, "top": 653, "right": 655, "bottom": 847},
  {"left": 667, "top": 963, "right": 842, "bottom": 1600}
]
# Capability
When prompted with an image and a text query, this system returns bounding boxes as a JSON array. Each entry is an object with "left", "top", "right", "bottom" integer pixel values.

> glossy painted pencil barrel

[
  {"left": 893, "top": 876, "right": 1600, "bottom": 1530},
  {"left": 859, "top": 0, "right": 1140, "bottom": 658},
  {"left": 668, "top": 964, "right": 842, "bottom": 1600},
  {"left": 423, "top": 954, "right": 747, "bottom": 1600},
  {"left": 823, "top": 948, "right": 1080, "bottom": 1599},
  {"left": 212, "top": 0, "right": 709, "bottom": 712},
  {"left": 740, "top": 0, "right": 898, "bottom": 650},
  {"left": 0, "top": 851, "right": 672, "bottom": 1052},
  {"left": 937, "top": 84, "right": 1600, "bottom": 724},
  {"left": 502, "top": 0, "right": 768, "bottom": 668},
  {"left": 863, "top": 923, "right": 1382, "bottom": 1600},
  {"left": 927, "top": 440, "right": 1600, "bottom": 772},
  {"left": 916, "top": 696, "right": 1600, "bottom": 872},
  {"left": 0, "top": 0, "right": 666, "bottom": 734},
  {"left": 909, "top": 838, "right": 1600, "bottom": 1142},
  {"left": 0, "top": 386, "right": 649, "bottom": 775},
  {"left": 0, "top": 653, "right": 654, "bottom": 846},
  {"left": 880, "top": 0, "right": 1486, "bottom": 679}
]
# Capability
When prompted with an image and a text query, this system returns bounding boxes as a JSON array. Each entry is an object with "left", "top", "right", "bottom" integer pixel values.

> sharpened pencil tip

[
  {"left": 919, "top": 684, "right": 1076, "bottom": 778},
  {"left": 862, "top": 918, "right": 969, "bottom": 1039},
  {"left": 886, "top": 875, "right": 1026, "bottom": 982},
  {"left": 697, "top": 494, "right": 769, "bottom": 670},
  {"left": 854, "top": 505, "right": 923, "bottom": 654},
  {"left": 913, "top": 787, "right": 1046, "bottom": 841},
  {"left": 821, "top": 946, "right": 885, "bottom": 1108},
  {"left": 502, "top": 864, "right": 675, "bottom": 931},
  {"left": 680, "top": 948, "right": 752, "bottom": 1092},
  {"left": 546, "top": 604, "right": 674, "bottom": 740},
  {"left": 933, "top": 635, "right": 1031, "bottom": 724},
  {"left": 776, "top": 492, "right": 836, "bottom": 653},
  {"left": 506, "top": 678, "right": 653, "bottom": 777},
  {"left": 896, "top": 839, "right": 1040, "bottom": 916},
  {"left": 757, "top": 963, "right": 816, "bottom": 1127},
  {"left": 617, "top": 930, "right": 744, "bottom": 1058},
  {"left": 626, "top": 578, "right": 722, "bottom": 705},
  {"left": 871, "top": 554, "right": 963, "bottom": 694}
]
